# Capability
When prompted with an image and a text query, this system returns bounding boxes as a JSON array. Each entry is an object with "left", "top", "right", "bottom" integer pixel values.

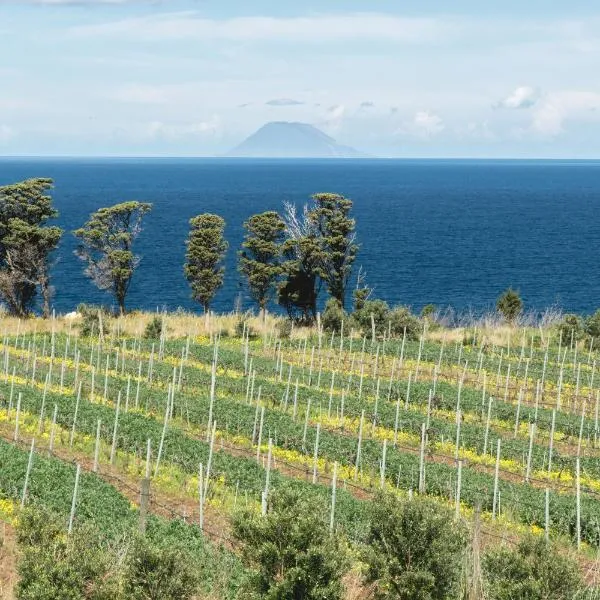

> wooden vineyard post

[
  {"left": 354, "top": 410, "right": 364, "bottom": 481},
  {"left": 548, "top": 410, "right": 556, "bottom": 472},
  {"left": 93, "top": 419, "right": 101, "bottom": 472},
  {"left": 110, "top": 391, "right": 121, "bottom": 465},
  {"left": 455, "top": 410, "right": 462, "bottom": 461},
  {"left": 404, "top": 373, "right": 412, "bottom": 410},
  {"left": 198, "top": 462, "right": 204, "bottom": 530},
  {"left": 256, "top": 406, "right": 265, "bottom": 462},
  {"left": 545, "top": 487, "right": 550, "bottom": 543},
  {"left": 483, "top": 396, "right": 493, "bottom": 455},
  {"left": 576, "top": 457, "right": 581, "bottom": 550},
  {"left": 380, "top": 438, "right": 387, "bottom": 488},
  {"left": 68, "top": 464, "right": 81, "bottom": 535},
  {"left": 37, "top": 373, "right": 49, "bottom": 434},
  {"left": 302, "top": 400, "right": 311, "bottom": 451},
  {"left": 419, "top": 422, "right": 426, "bottom": 494},
  {"left": 262, "top": 438, "right": 272, "bottom": 516},
  {"left": 20, "top": 438, "right": 35, "bottom": 509},
  {"left": 455, "top": 459, "right": 462, "bottom": 520},
  {"left": 155, "top": 393, "right": 171, "bottom": 477},
  {"left": 139, "top": 477, "right": 151, "bottom": 534},
  {"left": 492, "top": 438, "right": 501, "bottom": 520},
  {"left": 145, "top": 439, "right": 152, "bottom": 479},
  {"left": 312, "top": 424, "right": 320, "bottom": 484},
  {"left": 70, "top": 381, "right": 82, "bottom": 448},
  {"left": 49, "top": 405, "right": 58, "bottom": 454},
  {"left": 525, "top": 422, "right": 535, "bottom": 482},
  {"left": 330, "top": 461, "right": 338, "bottom": 532}
]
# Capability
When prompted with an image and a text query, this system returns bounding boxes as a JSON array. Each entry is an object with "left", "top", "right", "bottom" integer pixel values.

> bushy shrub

[
  {"left": 235, "top": 317, "right": 259, "bottom": 339},
  {"left": 483, "top": 536, "right": 582, "bottom": 600},
  {"left": 351, "top": 299, "right": 390, "bottom": 337},
  {"left": 420, "top": 304, "right": 436, "bottom": 319},
  {"left": 557, "top": 314, "right": 586, "bottom": 345},
  {"left": 363, "top": 494, "right": 467, "bottom": 600},
  {"left": 585, "top": 309, "right": 600, "bottom": 340},
  {"left": 322, "top": 298, "right": 347, "bottom": 332},
  {"left": 143, "top": 315, "right": 163, "bottom": 339},
  {"left": 496, "top": 288, "right": 523, "bottom": 323},
  {"left": 389, "top": 305, "right": 422, "bottom": 340},
  {"left": 77, "top": 303, "right": 110, "bottom": 338},
  {"left": 275, "top": 318, "right": 293, "bottom": 339}
]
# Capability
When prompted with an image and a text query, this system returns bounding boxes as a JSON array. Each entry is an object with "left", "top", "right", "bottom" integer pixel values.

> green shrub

[
  {"left": 389, "top": 306, "right": 422, "bottom": 340},
  {"left": 483, "top": 536, "right": 582, "bottom": 600},
  {"left": 322, "top": 298, "right": 347, "bottom": 332},
  {"left": 557, "top": 314, "right": 586, "bottom": 345},
  {"left": 275, "top": 318, "right": 293, "bottom": 339},
  {"left": 496, "top": 288, "right": 523, "bottom": 323},
  {"left": 420, "top": 304, "right": 436, "bottom": 319},
  {"left": 351, "top": 299, "right": 390, "bottom": 338},
  {"left": 143, "top": 315, "right": 163, "bottom": 340},
  {"left": 77, "top": 303, "right": 110, "bottom": 338},
  {"left": 233, "top": 485, "right": 347, "bottom": 600},
  {"left": 585, "top": 309, "right": 600, "bottom": 340},
  {"left": 363, "top": 494, "right": 467, "bottom": 600},
  {"left": 235, "top": 317, "right": 259, "bottom": 339}
]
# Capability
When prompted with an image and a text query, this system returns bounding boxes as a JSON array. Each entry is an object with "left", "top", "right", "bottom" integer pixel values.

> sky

[{"left": 1, "top": 1, "right": 600, "bottom": 157}]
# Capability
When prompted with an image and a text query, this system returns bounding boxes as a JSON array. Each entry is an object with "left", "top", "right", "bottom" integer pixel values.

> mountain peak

[{"left": 227, "top": 121, "right": 367, "bottom": 158}]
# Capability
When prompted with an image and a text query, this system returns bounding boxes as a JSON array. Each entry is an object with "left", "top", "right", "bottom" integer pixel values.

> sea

[{"left": 1, "top": 157, "right": 599, "bottom": 318}]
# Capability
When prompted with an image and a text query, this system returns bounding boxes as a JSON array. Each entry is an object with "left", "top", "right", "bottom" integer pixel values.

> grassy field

[{"left": 1, "top": 310, "right": 600, "bottom": 597}]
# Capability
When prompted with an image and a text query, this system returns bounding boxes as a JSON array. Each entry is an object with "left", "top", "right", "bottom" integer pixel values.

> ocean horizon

[{"left": 1, "top": 157, "right": 600, "bottom": 317}]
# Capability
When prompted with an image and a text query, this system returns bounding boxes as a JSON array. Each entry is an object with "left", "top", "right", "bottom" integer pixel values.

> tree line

[{"left": 0, "top": 178, "right": 359, "bottom": 321}]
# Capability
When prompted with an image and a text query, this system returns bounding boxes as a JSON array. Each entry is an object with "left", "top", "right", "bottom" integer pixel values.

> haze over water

[{"left": 1, "top": 157, "right": 600, "bottom": 317}]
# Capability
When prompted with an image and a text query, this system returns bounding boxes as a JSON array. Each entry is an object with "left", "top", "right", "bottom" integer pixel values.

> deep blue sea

[{"left": 1, "top": 157, "right": 600, "bottom": 317}]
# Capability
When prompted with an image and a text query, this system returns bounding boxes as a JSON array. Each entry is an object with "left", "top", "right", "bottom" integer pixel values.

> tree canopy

[{"left": 74, "top": 201, "right": 152, "bottom": 314}]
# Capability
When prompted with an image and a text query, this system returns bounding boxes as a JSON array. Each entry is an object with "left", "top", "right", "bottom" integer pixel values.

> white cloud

[
  {"left": 412, "top": 111, "right": 445, "bottom": 139},
  {"left": 531, "top": 91, "right": 600, "bottom": 136},
  {"left": 144, "top": 116, "right": 221, "bottom": 140},
  {"left": 265, "top": 98, "right": 304, "bottom": 106},
  {"left": 0, "top": 125, "right": 14, "bottom": 144},
  {"left": 111, "top": 83, "right": 168, "bottom": 104},
  {"left": 496, "top": 86, "right": 539, "bottom": 109},
  {"left": 70, "top": 12, "right": 448, "bottom": 44}
]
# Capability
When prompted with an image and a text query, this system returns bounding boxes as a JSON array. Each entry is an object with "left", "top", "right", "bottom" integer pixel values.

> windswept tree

[
  {"left": 184, "top": 213, "right": 228, "bottom": 313},
  {"left": 496, "top": 287, "right": 523, "bottom": 324},
  {"left": 0, "top": 178, "right": 62, "bottom": 317},
  {"left": 278, "top": 202, "right": 325, "bottom": 323},
  {"left": 74, "top": 201, "right": 152, "bottom": 315},
  {"left": 239, "top": 211, "right": 285, "bottom": 318},
  {"left": 309, "top": 192, "right": 358, "bottom": 308}
]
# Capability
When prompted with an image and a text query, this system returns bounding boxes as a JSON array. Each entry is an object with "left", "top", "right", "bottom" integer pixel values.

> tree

[
  {"left": 309, "top": 193, "right": 358, "bottom": 308},
  {"left": 363, "top": 494, "right": 467, "bottom": 600},
  {"left": 184, "top": 214, "right": 228, "bottom": 312},
  {"left": 496, "top": 288, "right": 523, "bottom": 323},
  {"left": 232, "top": 485, "right": 347, "bottom": 600},
  {"left": 0, "top": 178, "right": 62, "bottom": 317},
  {"left": 239, "top": 211, "right": 285, "bottom": 318},
  {"left": 278, "top": 202, "right": 326, "bottom": 323},
  {"left": 483, "top": 536, "right": 582, "bottom": 600},
  {"left": 74, "top": 201, "right": 152, "bottom": 314}
]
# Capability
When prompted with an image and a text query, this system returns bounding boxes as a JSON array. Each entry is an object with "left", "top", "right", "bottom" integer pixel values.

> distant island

[{"left": 226, "top": 121, "right": 368, "bottom": 158}]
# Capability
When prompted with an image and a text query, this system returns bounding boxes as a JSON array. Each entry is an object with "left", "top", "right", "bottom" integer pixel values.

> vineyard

[{"left": 1, "top": 311, "right": 600, "bottom": 597}]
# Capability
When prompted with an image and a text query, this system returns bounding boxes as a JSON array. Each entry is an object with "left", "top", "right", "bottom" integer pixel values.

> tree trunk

[{"left": 40, "top": 273, "right": 51, "bottom": 319}]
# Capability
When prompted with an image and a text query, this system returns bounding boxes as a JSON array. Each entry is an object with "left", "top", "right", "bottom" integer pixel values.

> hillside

[{"left": 226, "top": 121, "right": 368, "bottom": 158}]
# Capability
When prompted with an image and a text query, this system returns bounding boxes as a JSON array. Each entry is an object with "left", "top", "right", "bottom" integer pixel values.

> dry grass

[{"left": 0, "top": 522, "right": 17, "bottom": 600}]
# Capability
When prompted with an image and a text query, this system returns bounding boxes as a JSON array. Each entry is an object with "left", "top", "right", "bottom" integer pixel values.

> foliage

[
  {"left": 388, "top": 306, "right": 422, "bottom": 340},
  {"left": 557, "top": 314, "right": 586, "bottom": 345},
  {"left": 124, "top": 535, "right": 200, "bottom": 600},
  {"left": 278, "top": 203, "right": 325, "bottom": 323},
  {"left": 184, "top": 213, "right": 228, "bottom": 312},
  {"left": 322, "top": 297, "right": 347, "bottom": 332},
  {"left": 420, "top": 304, "right": 436, "bottom": 319},
  {"left": 308, "top": 193, "right": 358, "bottom": 309},
  {"left": 351, "top": 299, "right": 390, "bottom": 337},
  {"left": 363, "top": 494, "right": 467, "bottom": 600},
  {"left": 74, "top": 201, "right": 152, "bottom": 314},
  {"left": 483, "top": 536, "right": 583, "bottom": 600},
  {"left": 143, "top": 315, "right": 163, "bottom": 339},
  {"left": 16, "top": 508, "right": 123, "bottom": 600},
  {"left": 77, "top": 303, "right": 111, "bottom": 337},
  {"left": 275, "top": 318, "right": 293, "bottom": 339},
  {"left": 0, "top": 178, "right": 62, "bottom": 317},
  {"left": 232, "top": 485, "right": 347, "bottom": 600},
  {"left": 496, "top": 288, "right": 523, "bottom": 323},
  {"left": 585, "top": 309, "right": 600, "bottom": 340},
  {"left": 239, "top": 211, "right": 285, "bottom": 317}
]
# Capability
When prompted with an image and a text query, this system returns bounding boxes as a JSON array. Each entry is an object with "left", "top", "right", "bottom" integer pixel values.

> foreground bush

[
  {"left": 483, "top": 536, "right": 582, "bottom": 600},
  {"left": 233, "top": 485, "right": 347, "bottom": 600},
  {"left": 363, "top": 494, "right": 467, "bottom": 600}
]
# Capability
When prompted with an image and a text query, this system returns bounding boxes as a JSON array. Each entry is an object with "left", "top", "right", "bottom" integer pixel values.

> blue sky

[{"left": 1, "top": 1, "right": 600, "bottom": 157}]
